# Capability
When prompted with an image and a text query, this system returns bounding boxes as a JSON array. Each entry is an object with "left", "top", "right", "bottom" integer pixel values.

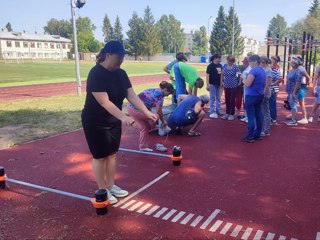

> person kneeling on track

[{"left": 168, "top": 94, "right": 209, "bottom": 136}]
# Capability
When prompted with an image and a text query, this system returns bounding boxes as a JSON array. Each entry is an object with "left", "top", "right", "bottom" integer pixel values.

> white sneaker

[
  {"left": 221, "top": 114, "right": 229, "bottom": 120},
  {"left": 109, "top": 185, "right": 129, "bottom": 198},
  {"left": 297, "top": 118, "right": 308, "bottom": 124},
  {"left": 308, "top": 117, "right": 313, "bottom": 123},
  {"left": 286, "top": 114, "right": 292, "bottom": 120},
  {"left": 227, "top": 115, "right": 235, "bottom": 121},
  {"left": 156, "top": 143, "right": 167, "bottom": 152},
  {"left": 260, "top": 131, "right": 270, "bottom": 137},
  {"left": 140, "top": 147, "right": 153, "bottom": 152},
  {"left": 209, "top": 112, "right": 218, "bottom": 119},
  {"left": 158, "top": 125, "right": 171, "bottom": 136},
  {"left": 240, "top": 117, "right": 247, "bottom": 122},
  {"left": 107, "top": 190, "right": 118, "bottom": 204},
  {"left": 286, "top": 120, "right": 298, "bottom": 126}
]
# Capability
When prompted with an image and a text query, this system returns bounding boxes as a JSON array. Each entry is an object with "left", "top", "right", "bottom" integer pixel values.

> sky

[{"left": 0, "top": 0, "right": 313, "bottom": 43}]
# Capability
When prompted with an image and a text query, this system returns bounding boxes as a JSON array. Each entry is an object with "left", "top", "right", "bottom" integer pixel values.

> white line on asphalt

[
  {"left": 220, "top": 222, "right": 232, "bottom": 235},
  {"left": 241, "top": 227, "right": 253, "bottom": 240},
  {"left": 209, "top": 220, "right": 223, "bottom": 232},
  {"left": 180, "top": 213, "right": 194, "bottom": 225},
  {"left": 153, "top": 207, "right": 168, "bottom": 218},
  {"left": 171, "top": 211, "right": 186, "bottom": 222},
  {"left": 145, "top": 205, "right": 160, "bottom": 216},
  {"left": 136, "top": 203, "right": 152, "bottom": 214},
  {"left": 128, "top": 201, "right": 144, "bottom": 211},
  {"left": 162, "top": 209, "right": 177, "bottom": 220},
  {"left": 253, "top": 230, "right": 264, "bottom": 240},
  {"left": 230, "top": 225, "right": 243, "bottom": 237},
  {"left": 317, "top": 232, "right": 320, "bottom": 240},
  {"left": 120, "top": 200, "right": 136, "bottom": 209},
  {"left": 266, "top": 232, "right": 275, "bottom": 240},
  {"left": 190, "top": 215, "right": 204, "bottom": 227},
  {"left": 114, "top": 171, "right": 170, "bottom": 207},
  {"left": 278, "top": 235, "right": 286, "bottom": 240},
  {"left": 199, "top": 209, "right": 221, "bottom": 229}
]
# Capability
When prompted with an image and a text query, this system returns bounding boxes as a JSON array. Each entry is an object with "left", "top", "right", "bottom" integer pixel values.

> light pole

[
  {"left": 70, "top": 0, "right": 85, "bottom": 96},
  {"left": 207, "top": 16, "right": 213, "bottom": 62},
  {"left": 232, "top": 0, "right": 235, "bottom": 55}
]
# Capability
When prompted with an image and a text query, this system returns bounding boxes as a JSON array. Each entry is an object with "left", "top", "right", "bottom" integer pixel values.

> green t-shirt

[{"left": 178, "top": 62, "right": 199, "bottom": 89}]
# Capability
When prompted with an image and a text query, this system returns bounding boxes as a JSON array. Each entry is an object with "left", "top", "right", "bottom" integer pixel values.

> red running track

[{"left": 0, "top": 89, "right": 319, "bottom": 239}]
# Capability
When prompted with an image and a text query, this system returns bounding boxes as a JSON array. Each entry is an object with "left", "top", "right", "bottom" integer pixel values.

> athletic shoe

[
  {"left": 308, "top": 117, "right": 313, "bottom": 123},
  {"left": 286, "top": 114, "right": 292, "bottom": 120},
  {"left": 209, "top": 112, "right": 218, "bottom": 119},
  {"left": 240, "top": 117, "right": 248, "bottom": 122},
  {"left": 271, "top": 119, "right": 277, "bottom": 125},
  {"left": 297, "top": 118, "right": 308, "bottom": 124},
  {"left": 254, "top": 135, "right": 262, "bottom": 141},
  {"left": 140, "top": 147, "right": 153, "bottom": 152},
  {"left": 107, "top": 190, "right": 118, "bottom": 204},
  {"left": 109, "top": 185, "right": 129, "bottom": 198},
  {"left": 227, "top": 115, "right": 235, "bottom": 121},
  {"left": 216, "top": 110, "right": 224, "bottom": 115},
  {"left": 221, "top": 114, "right": 229, "bottom": 120},
  {"left": 286, "top": 120, "right": 298, "bottom": 126},
  {"left": 241, "top": 137, "right": 254, "bottom": 143},
  {"left": 260, "top": 131, "right": 270, "bottom": 137},
  {"left": 156, "top": 143, "right": 167, "bottom": 152}
]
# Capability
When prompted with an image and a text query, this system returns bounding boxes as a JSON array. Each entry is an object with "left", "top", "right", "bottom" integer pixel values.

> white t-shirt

[{"left": 298, "top": 65, "right": 306, "bottom": 84}]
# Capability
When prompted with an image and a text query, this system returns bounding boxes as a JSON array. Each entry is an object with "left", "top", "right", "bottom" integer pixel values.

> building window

[
  {"left": 68, "top": 44, "right": 72, "bottom": 49},
  {"left": 62, "top": 43, "right": 66, "bottom": 49},
  {"left": 15, "top": 41, "right": 20, "bottom": 47},
  {"left": 6, "top": 41, "right": 12, "bottom": 47},
  {"left": 50, "top": 43, "right": 55, "bottom": 49},
  {"left": 31, "top": 42, "right": 35, "bottom": 48},
  {"left": 37, "top": 42, "right": 42, "bottom": 48},
  {"left": 23, "top": 42, "right": 28, "bottom": 48},
  {"left": 57, "top": 44, "right": 61, "bottom": 49},
  {"left": 44, "top": 43, "right": 49, "bottom": 49}
]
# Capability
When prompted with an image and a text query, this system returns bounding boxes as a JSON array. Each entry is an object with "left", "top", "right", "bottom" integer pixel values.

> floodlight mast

[{"left": 70, "top": 0, "right": 85, "bottom": 96}]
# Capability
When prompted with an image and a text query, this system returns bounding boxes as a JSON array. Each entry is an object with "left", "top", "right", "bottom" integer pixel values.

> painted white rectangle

[
  {"left": 199, "top": 209, "right": 221, "bottom": 230},
  {"left": 162, "top": 209, "right": 177, "bottom": 220},
  {"left": 220, "top": 222, "right": 232, "bottom": 235},
  {"left": 317, "top": 232, "right": 320, "bottom": 240},
  {"left": 241, "top": 227, "right": 253, "bottom": 240},
  {"left": 209, "top": 220, "right": 223, "bottom": 232},
  {"left": 230, "top": 225, "right": 243, "bottom": 237},
  {"left": 180, "top": 213, "right": 194, "bottom": 225},
  {"left": 190, "top": 215, "right": 204, "bottom": 227},
  {"left": 253, "top": 230, "right": 264, "bottom": 240},
  {"left": 266, "top": 232, "right": 275, "bottom": 240},
  {"left": 153, "top": 207, "right": 168, "bottom": 218},
  {"left": 136, "top": 203, "right": 152, "bottom": 213},
  {"left": 145, "top": 205, "right": 160, "bottom": 215},
  {"left": 171, "top": 211, "right": 186, "bottom": 222},
  {"left": 290, "top": 238, "right": 298, "bottom": 240},
  {"left": 120, "top": 200, "right": 136, "bottom": 209},
  {"left": 278, "top": 235, "right": 286, "bottom": 240},
  {"left": 128, "top": 201, "right": 144, "bottom": 211}
]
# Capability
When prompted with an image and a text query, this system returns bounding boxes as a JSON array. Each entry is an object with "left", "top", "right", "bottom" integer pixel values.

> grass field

[{"left": 0, "top": 60, "right": 206, "bottom": 87}]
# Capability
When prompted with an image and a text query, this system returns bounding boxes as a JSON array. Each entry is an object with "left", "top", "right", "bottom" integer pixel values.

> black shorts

[{"left": 82, "top": 116, "right": 122, "bottom": 159}]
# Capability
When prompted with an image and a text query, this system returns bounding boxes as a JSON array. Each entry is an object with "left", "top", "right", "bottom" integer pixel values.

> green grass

[{"left": 0, "top": 60, "right": 206, "bottom": 87}]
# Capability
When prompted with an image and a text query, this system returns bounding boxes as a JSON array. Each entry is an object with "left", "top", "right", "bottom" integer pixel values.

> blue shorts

[
  {"left": 297, "top": 88, "right": 306, "bottom": 99},
  {"left": 168, "top": 110, "right": 198, "bottom": 129}
]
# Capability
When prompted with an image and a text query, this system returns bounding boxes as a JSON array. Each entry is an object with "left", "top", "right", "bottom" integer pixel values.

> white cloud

[
  {"left": 181, "top": 24, "right": 200, "bottom": 33},
  {"left": 241, "top": 24, "right": 267, "bottom": 42}
]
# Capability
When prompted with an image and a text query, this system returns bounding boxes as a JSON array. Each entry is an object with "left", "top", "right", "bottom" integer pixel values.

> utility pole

[{"left": 232, "top": 0, "right": 235, "bottom": 55}]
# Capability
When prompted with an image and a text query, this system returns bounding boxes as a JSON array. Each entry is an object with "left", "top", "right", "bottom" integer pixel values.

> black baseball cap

[{"left": 103, "top": 41, "right": 129, "bottom": 55}]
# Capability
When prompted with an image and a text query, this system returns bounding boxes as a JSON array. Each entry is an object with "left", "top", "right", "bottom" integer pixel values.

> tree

[
  {"left": 113, "top": 15, "right": 123, "bottom": 42},
  {"left": 76, "top": 17, "right": 96, "bottom": 34},
  {"left": 126, "top": 12, "right": 144, "bottom": 60},
  {"left": 209, "top": 6, "right": 227, "bottom": 55},
  {"left": 141, "top": 6, "right": 162, "bottom": 60},
  {"left": 267, "top": 14, "right": 288, "bottom": 41},
  {"left": 44, "top": 18, "right": 72, "bottom": 38},
  {"left": 102, "top": 14, "right": 113, "bottom": 43},
  {"left": 225, "top": 6, "right": 244, "bottom": 56},
  {"left": 88, "top": 39, "right": 102, "bottom": 53},
  {"left": 309, "top": 0, "right": 320, "bottom": 16},
  {"left": 5, "top": 22, "right": 12, "bottom": 32},
  {"left": 192, "top": 26, "right": 208, "bottom": 56}
]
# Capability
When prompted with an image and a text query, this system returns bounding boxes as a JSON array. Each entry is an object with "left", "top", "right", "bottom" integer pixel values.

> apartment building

[{"left": 0, "top": 29, "right": 72, "bottom": 60}]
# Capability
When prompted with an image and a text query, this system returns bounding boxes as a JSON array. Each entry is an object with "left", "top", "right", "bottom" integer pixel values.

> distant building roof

[{"left": 0, "top": 30, "right": 71, "bottom": 43}]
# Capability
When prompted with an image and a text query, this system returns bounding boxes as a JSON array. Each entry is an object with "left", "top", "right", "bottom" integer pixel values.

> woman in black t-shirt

[{"left": 81, "top": 41, "right": 157, "bottom": 204}]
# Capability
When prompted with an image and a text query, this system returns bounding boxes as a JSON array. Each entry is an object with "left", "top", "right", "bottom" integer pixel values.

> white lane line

[
  {"left": 136, "top": 203, "right": 152, "bottom": 213},
  {"left": 145, "top": 205, "right": 160, "bottom": 215},
  {"left": 220, "top": 222, "right": 232, "bottom": 235},
  {"left": 128, "top": 201, "right": 144, "bottom": 211},
  {"left": 290, "top": 238, "right": 298, "bottom": 240},
  {"left": 199, "top": 209, "right": 221, "bottom": 230},
  {"left": 114, "top": 171, "right": 170, "bottom": 207},
  {"left": 180, "top": 213, "right": 194, "bottom": 225},
  {"left": 162, "top": 209, "right": 177, "bottom": 220},
  {"left": 171, "top": 211, "right": 186, "bottom": 222},
  {"left": 253, "top": 230, "right": 264, "bottom": 240},
  {"left": 153, "top": 207, "right": 168, "bottom": 218},
  {"left": 190, "top": 215, "right": 204, "bottom": 228},
  {"left": 120, "top": 200, "right": 136, "bottom": 209},
  {"left": 230, "top": 225, "right": 243, "bottom": 237},
  {"left": 241, "top": 227, "right": 253, "bottom": 240},
  {"left": 266, "top": 232, "right": 275, "bottom": 240},
  {"left": 317, "top": 232, "right": 320, "bottom": 240},
  {"left": 279, "top": 235, "right": 286, "bottom": 240},
  {"left": 209, "top": 220, "right": 223, "bottom": 232}
]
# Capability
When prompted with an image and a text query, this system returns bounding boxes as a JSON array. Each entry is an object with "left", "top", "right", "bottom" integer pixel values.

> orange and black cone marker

[{"left": 0, "top": 166, "right": 6, "bottom": 189}]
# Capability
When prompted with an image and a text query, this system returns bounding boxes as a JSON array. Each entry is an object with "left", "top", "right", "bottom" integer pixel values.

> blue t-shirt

[
  {"left": 286, "top": 69, "right": 302, "bottom": 94},
  {"left": 223, "top": 64, "right": 240, "bottom": 88},
  {"left": 245, "top": 66, "right": 266, "bottom": 96},
  {"left": 166, "top": 60, "right": 178, "bottom": 71},
  {"left": 169, "top": 95, "right": 200, "bottom": 124}
]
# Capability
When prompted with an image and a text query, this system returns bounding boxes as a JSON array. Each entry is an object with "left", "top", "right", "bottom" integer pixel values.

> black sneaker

[
  {"left": 254, "top": 135, "right": 262, "bottom": 141},
  {"left": 241, "top": 137, "right": 254, "bottom": 143}
]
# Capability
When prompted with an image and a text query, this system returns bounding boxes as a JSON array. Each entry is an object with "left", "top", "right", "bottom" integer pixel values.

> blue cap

[
  {"left": 199, "top": 94, "right": 209, "bottom": 104},
  {"left": 103, "top": 41, "right": 129, "bottom": 55}
]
